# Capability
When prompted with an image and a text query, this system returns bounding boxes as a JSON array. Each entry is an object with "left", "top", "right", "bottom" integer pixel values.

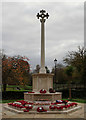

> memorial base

[
  {"left": 24, "top": 92, "right": 62, "bottom": 102},
  {"left": 32, "top": 73, "right": 54, "bottom": 92}
]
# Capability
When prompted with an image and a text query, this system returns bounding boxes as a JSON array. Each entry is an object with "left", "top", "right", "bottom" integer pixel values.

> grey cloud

[{"left": 2, "top": 2, "right": 84, "bottom": 70}]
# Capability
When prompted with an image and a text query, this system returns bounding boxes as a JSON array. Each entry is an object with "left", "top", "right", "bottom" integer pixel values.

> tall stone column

[
  {"left": 40, "top": 19, "right": 46, "bottom": 73},
  {"left": 37, "top": 10, "right": 49, "bottom": 73}
]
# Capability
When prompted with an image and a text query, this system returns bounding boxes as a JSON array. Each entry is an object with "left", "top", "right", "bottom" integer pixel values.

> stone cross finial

[
  {"left": 37, "top": 10, "right": 49, "bottom": 73},
  {"left": 37, "top": 10, "right": 49, "bottom": 22}
]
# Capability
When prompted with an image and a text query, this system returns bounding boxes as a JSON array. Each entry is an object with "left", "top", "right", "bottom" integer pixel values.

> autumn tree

[
  {"left": 2, "top": 54, "right": 9, "bottom": 91},
  {"left": 63, "top": 46, "right": 86, "bottom": 85},
  {"left": 51, "top": 63, "right": 66, "bottom": 84},
  {"left": 2, "top": 55, "right": 30, "bottom": 91}
]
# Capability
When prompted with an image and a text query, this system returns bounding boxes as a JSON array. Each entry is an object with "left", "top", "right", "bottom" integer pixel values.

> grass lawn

[
  {"left": 0, "top": 99, "right": 24, "bottom": 103},
  {"left": 71, "top": 99, "right": 86, "bottom": 103},
  {"left": 1, "top": 85, "right": 32, "bottom": 91},
  {"left": 62, "top": 98, "right": 86, "bottom": 103}
]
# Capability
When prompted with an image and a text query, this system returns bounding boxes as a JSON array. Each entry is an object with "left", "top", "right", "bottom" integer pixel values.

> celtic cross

[{"left": 37, "top": 10, "right": 49, "bottom": 73}]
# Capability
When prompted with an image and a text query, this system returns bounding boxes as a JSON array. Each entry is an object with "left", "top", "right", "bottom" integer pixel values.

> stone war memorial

[
  {"left": 4, "top": 10, "right": 82, "bottom": 114},
  {"left": 24, "top": 9, "right": 62, "bottom": 102}
]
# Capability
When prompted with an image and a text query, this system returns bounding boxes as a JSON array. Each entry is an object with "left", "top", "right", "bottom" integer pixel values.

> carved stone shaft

[{"left": 40, "top": 19, "right": 46, "bottom": 73}]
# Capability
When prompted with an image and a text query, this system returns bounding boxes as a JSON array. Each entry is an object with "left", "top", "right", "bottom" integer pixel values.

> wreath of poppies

[
  {"left": 25, "top": 104, "right": 33, "bottom": 109},
  {"left": 37, "top": 106, "right": 47, "bottom": 112},
  {"left": 8, "top": 100, "right": 78, "bottom": 112},
  {"left": 49, "top": 105, "right": 57, "bottom": 110},
  {"left": 55, "top": 100, "right": 68, "bottom": 104},
  {"left": 39, "top": 89, "right": 47, "bottom": 93},
  {"left": 8, "top": 103, "right": 25, "bottom": 109},
  {"left": 28, "top": 92, "right": 35, "bottom": 93},
  {"left": 57, "top": 106, "right": 64, "bottom": 110},
  {"left": 24, "top": 109, "right": 29, "bottom": 112},
  {"left": 16, "top": 100, "right": 28, "bottom": 106},
  {"left": 50, "top": 102, "right": 78, "bottom": 110},
  {"left": 8, "top": 100, "right": 33, "bottom": 112}
]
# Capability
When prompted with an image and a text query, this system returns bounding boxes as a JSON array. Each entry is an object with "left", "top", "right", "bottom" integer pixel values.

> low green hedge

[
  {"left": 2, "top": 91, "right": 28, "bottom": 100},
  {"left": 56, "top": 89, "right": 86, "bottom": 99},
  {"left": 2, "top": 88, "right": 86, "bottom": 100}
]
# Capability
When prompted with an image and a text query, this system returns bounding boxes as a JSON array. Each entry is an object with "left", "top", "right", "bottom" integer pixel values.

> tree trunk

[
  {"left": 68, "top": 78, "right": 72, "bottom": 99},
  {"left": 69, "top": 83, "right": 71, "bottom": 99},
  {"left": 3, "top": 84, "right": 6, "bottom": 92}
]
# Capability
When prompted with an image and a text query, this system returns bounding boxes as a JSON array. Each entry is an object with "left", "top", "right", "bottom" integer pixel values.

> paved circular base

[
  {"left": 4, "top": 105, "right": 82, "bottom": 114},
  {"left": 2, "top": 103, "right": 85, "bottom": 119}
]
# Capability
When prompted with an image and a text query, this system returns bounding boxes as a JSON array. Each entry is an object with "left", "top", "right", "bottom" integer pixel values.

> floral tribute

[
  {"left": 37, "top": 106, "right": 47, "bottom": 112},
  {"left": 39, "top": 89, "right": 47, "bottom": 93},
  {"left": 57, "top": 106, "right": 64, "bottom": 110},
  {"left": 25, "top": 104, "right": 33, "bottom": 109},
  {"left": 7, "top": 100, "right": 78, "bottom": 112},
  {"left": 51, "top": 100, "right": 68, "bottom": 105},
  {"left": 28, "top": 92, "right": 35, "bottom": 93},
  {"left": 50, "top": 100, "right": 78, "bottom": 110},
  {"left": 24, "top": 109, "right": 29, "bottom": 112},
  {"left": 8, "top": 102, "right": 25, "bottom": 109},
  {"left": 49, "top": 105, "right": 57, "bottom": 110},
  {"left": 8, "top": 100, "right": 33, "bottom": 112},
  {"left": 62, "top": 103, "right": 78, "bottom": 110},
  {"left": 16, "top": 100, "right": 29, "bottom": 106},
  {"left": 56, "top": 100, "right": 68, "bottom": 104}
]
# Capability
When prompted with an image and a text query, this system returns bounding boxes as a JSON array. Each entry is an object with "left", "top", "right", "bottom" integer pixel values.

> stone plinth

[
  {"left": 24, "top": 92, "right": 62, "bottom": 102},
  {"left": 32, "top": 73, "right": 54, "bottom": 92}
]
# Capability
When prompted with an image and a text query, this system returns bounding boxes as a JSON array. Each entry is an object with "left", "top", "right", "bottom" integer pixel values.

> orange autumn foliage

[{"left": 2, "top": 55, "right": 30, "bottom": 85}]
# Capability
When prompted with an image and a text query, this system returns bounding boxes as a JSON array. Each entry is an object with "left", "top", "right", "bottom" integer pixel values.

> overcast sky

[{"left": 2, "top": 2, "right": 84, "bottom": 71}]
